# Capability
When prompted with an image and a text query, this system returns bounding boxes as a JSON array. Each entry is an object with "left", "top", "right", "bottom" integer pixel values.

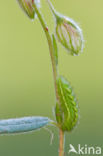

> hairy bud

[
  {"left": 56, "top": 17, "right": 84, "bottom": 56},
  {"left": 48, "top": 0, "right": 84, "bottom": 56},
  {"left": 17, "top": 0, "right": 40, "bottom": 20}
]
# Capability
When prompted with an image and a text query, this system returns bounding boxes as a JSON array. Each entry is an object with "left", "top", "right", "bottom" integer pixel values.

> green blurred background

[{"left": 0, "top": 0, "right": 103, "bottom": 155}]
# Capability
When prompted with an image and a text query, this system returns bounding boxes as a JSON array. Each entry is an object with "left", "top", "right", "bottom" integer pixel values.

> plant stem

[
  {"left": 47, "top": 0, "right": 59, "bottom": 19},
  {"left": 33, "top": 2, "right": 64, "bottom": 156},
  {"left": 32, "top": 3, "right": 58, "bottom": 94},
  {"left": 59, "top": 130, "right": 64, "bottom": 156}
]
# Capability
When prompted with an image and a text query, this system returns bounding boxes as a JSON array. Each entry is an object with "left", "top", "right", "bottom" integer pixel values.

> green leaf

[
  {"left": 52, "top": 34, "right": 58, "bottom": 66},
  {"left": 55, "top": 76, "right": 78, "bottom": 132}
]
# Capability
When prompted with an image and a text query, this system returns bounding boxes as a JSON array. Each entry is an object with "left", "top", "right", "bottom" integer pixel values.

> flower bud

[
  {"left": 56, "top": 17, "right": 84, "bottom": 56},
  {"left": 48, "top": 0, "right": 84, "bottom": 56},
  {"left": 17, "top": 0, "right": 40, "bottom": 20}
]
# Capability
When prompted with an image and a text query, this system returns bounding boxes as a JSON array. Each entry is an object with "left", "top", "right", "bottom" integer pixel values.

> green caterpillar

[{"left": 55, "top": 76, "right": 78, "bottom": 132}]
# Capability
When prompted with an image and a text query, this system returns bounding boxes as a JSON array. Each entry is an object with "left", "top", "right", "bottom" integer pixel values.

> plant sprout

[{"left": 0, "top": 0, "right": 84, "bottom": 155}]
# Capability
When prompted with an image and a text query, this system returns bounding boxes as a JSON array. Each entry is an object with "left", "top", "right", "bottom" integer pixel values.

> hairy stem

[
  {"left": 47, "top": 0, "right": 59, "bottom": 19},
  {"left": 33, "top": 2, "right": 64, "bottom": 156},
  {"left": 32, "top": 3, "right": 58, "bottom": 94}
]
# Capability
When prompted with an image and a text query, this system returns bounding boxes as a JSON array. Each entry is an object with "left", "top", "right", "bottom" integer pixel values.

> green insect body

[{"left": 55, "top": 76, "right": 78, "bottom": 132}]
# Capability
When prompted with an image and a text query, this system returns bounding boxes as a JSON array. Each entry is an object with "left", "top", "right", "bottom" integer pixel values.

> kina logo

[{"left": 68, "top": 144, "right": 102, "bottom": 155}]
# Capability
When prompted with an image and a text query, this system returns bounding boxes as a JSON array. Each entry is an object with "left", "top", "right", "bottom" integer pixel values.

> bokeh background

[{"left": 0, "top": 0, "right": 103, "bottom": 155}]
